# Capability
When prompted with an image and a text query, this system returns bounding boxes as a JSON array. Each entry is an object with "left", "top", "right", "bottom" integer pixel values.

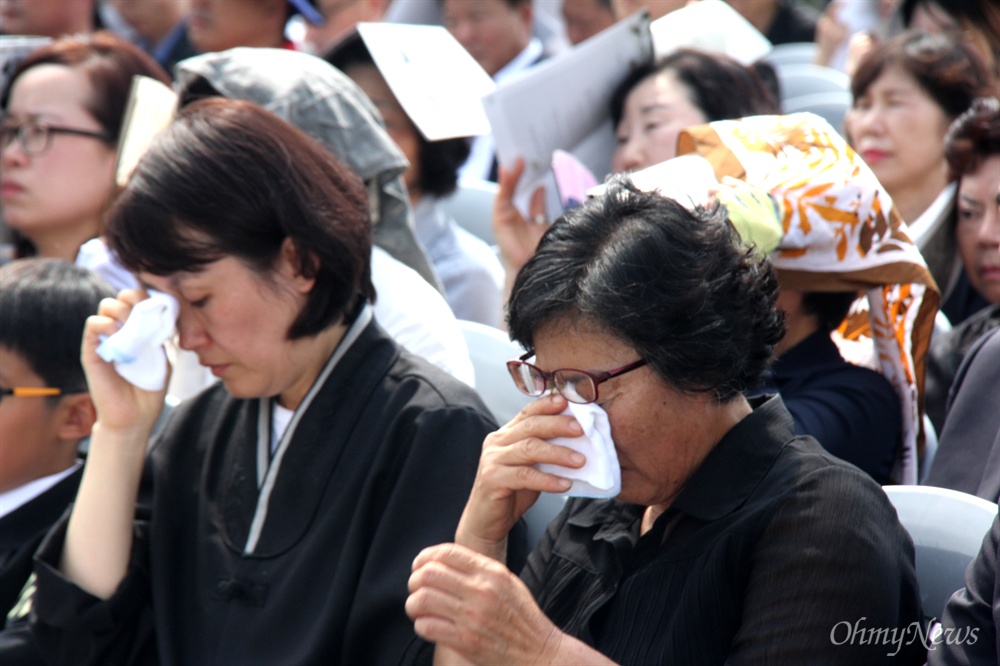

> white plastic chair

[
  {"left": 782, "top": 91, "right": 852, "bottom": 132},
  {"left": 458, "top": 319, "right": 531, "bottom": 425},
  {"left": 439, "top": 178, "right": 499, "bottom": 246},
  {"left": 763, "top": 42, "right": 819, "bottom": 68},
  {"left": 775, "top": 63, "right": 850, "bottom": 103},
  {"left": 883, "top": 485, "right": 998, "bottom": 620}
]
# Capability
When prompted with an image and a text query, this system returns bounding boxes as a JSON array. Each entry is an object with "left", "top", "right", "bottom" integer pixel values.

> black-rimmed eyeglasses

[
  {"left": 0, "top": 386, "right": 88, "bottom": 403},
  {"left": 506, "top": 352, "right": 648, "bottom": 404},
  {"left": 0, "top": 117, "right": 113, "bottom": 157}
]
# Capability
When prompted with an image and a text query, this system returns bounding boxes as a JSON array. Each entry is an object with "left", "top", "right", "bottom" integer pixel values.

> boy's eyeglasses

[{"left": 0, "top": 386, "right": 88, "bottom": 403}]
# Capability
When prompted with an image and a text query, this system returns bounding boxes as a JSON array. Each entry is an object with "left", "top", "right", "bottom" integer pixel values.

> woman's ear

[{"left": 279, "top": 237, "right": 318, "bottom": 294}]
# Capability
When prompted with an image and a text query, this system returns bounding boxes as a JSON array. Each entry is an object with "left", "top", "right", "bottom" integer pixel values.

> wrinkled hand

[
  {"left": 82, "top": 289, "right": 169, "bottom": 438},
  {"left": 456, "top": 394, "right": 584, "bottom": 556},
  {"left": 493, "top": 157, "right": 550, "bottom": 276},
  {"left": 407, "top": 543, "right": 567, "bottom": 665}
]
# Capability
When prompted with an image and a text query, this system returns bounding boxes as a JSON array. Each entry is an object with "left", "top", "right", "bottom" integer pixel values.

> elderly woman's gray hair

[{"left": 507, "top": 177, "right": 785, "bottom": 400}]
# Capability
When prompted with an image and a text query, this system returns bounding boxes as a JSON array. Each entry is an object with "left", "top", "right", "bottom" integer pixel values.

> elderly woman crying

[{"left": 405, "top": 177, "right": 925, "bottom": 665}]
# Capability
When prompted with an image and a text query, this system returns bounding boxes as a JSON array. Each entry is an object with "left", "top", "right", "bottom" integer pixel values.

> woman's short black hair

[
  {"left": 610, "top": 48, "right": 780, "bottom": 128},
  {"left": 0, "top": 258, "right": 116, "bottom": 390},
  {"left": 507, "top": 177, "right": 785, "bottom": 401},
  {"left": 107, "top": 98, "right": 374, "bottom": 339},
  {"left": 851, "top": 30, "right": 991, "bottom": 120},
  {"left": 418, "top": 136, "right": 471, "bottom": 198}
]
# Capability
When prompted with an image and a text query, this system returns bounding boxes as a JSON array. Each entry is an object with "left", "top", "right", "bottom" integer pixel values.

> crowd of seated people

[{"left": 1, "top": 1, "right": 998, "bottom": 663}]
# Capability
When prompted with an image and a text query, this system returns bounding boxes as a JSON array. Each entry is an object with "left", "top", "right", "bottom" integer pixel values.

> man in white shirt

[{"left": 442, "top": 0, "right": 545, "bottom": 182}]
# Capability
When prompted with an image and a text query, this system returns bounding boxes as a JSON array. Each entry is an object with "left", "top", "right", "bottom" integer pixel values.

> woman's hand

[
  {"left": 408, "top": 543, "right": 614, "bottom": 665},
  {"left": 81, "top": 289, "right": 168, "bottom": 439},
  {"left": 456, "top": 394, "right": 584, "bottom": 557},
  {"left": 493, "top": 157, "right": 550, "bottom": 278}
]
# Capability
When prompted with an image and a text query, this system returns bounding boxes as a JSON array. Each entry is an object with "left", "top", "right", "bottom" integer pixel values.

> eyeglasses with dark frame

[
  {"left": 0, "top": 117, "right": 114, "bottom": 157},
  {"left": 0, "top": 386, "right": 88, "bottom": 403},
  {"left": 506, "top": 352, "right": 648, "bottom": 405}
]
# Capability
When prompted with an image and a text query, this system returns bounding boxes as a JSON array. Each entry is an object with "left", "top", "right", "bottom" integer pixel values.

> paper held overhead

[
  {"left": 588, "top": 154, "right": 719, "bottom": 209},
  {"left": 355, "top": 22, "right": 495, "bottom": 141},
  {"left": 650, "top": 0, "right": 772, "bottom": 65},
  {"left": 482, "top": 10, "right": 654, "bottom": 219},
  {"left": 115, "top": 75, "right": 178, "bottom": 186}
]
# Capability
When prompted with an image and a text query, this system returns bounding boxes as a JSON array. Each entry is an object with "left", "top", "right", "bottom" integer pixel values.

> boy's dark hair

[{"left": 0, "top": 258, "right": 115, "bottom": 389}]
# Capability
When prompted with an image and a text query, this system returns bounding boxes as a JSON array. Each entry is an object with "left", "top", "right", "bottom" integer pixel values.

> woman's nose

[
  {"left": 0, "top": 133, "right": 28, "bottom": 167},
  {"left": 615, "top": 137, "right": 645, "bottom": 172},
  {"left": 175, "top": 310, "right": 208, "bottom": 351},
  {"left": 848, "top": 105, "right": 884, "bottom": 139},
  {"left": 978, "top": 206, "right": 1000, "bottom": 245}
]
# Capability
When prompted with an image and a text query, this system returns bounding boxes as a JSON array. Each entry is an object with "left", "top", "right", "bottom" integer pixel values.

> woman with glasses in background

[
  {"left": 405, "top": 177, "right": 925, "bottom": 665},
  {"left": 0, "top": 31, "right": 169, "bottom": 269}
]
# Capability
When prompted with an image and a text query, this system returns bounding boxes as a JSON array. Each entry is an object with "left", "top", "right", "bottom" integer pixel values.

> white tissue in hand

[
  {"left": 96, "top": 290, "right": 178, "bottom": 391},
  {"left": 537, "top": 402, "right": 620, "bottom": 498}
]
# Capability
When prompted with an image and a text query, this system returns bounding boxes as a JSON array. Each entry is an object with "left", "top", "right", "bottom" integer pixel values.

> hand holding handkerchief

[
  {"left": 537, "top": 402, "right": 620, "bottom": 498},
  {"left": 96, "top": 290, "right": 179, "bottom": 391}
]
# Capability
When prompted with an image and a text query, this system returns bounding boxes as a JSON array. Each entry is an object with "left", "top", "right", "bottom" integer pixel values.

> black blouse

[{"left": 522, "top": 396, "right": 926, "bottom": 665}]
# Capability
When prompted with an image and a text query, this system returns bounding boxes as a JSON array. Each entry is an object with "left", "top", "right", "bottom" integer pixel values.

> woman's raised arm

[{"left": 60, "top": 289, "right": 168, "bottom": 599}]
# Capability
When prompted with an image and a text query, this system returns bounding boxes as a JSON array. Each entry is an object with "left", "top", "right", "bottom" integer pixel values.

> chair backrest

[
  {"left": 439, "top": 178, "right": 499, "bottom": 246},
  {"left": 763, "top": 41, "right": 819, "bottom": 68},
  {"left": 458, "top": 319, "right": 532, "bottom": 425},
  {"left": 775, "top": 63, "right": 850, "bottom": 103},
  {"left": 781, "top": 91, "right": 852, "bottom": 132},
  {"left": 883, "top": 485, "right": 998, "bottom": 620}
]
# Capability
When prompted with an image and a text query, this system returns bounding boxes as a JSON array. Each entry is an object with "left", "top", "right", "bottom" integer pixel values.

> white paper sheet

[
  {"left": 115, "top": 75, "right": 178, "bottom": 186},
  {"left": 650, "top": 0, "right": 772, "bottom": 65},
  {"left": 357, "top": 22, "right": 496, "bottom": 141},
  {"left": 588, "top": 153, "right": 719, "bottom": 209},
  {"left": 481, "top": 11, "right": 654, "bottom": 219}
]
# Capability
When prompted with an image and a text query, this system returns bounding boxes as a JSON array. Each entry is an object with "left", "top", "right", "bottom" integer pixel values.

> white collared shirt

[
  {"left": 906, "top": 182, "right": 957, "bottom": 248},
  {"left": 459, "top": 38, "right": 545, "bottom": 182},
  {"left": 0, "top": 461, "right": 83, "bottom": 518}
]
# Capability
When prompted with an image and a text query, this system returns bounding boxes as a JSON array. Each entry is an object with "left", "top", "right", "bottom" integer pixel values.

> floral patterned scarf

[{"left": 677, "top": 113, "right": 940, "bottom": 485}]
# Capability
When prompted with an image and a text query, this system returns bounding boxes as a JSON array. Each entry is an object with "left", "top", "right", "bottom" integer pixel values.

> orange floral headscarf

[{"left": 677, "top": 113, "right": 940, "bottom": 485}]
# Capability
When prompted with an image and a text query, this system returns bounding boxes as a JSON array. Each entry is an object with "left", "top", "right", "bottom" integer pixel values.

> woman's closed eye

[{"left": 958, "top": 205, "right": 983, "bottom": 223}]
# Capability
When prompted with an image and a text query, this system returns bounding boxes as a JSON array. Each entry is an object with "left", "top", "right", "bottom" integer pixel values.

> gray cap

[{"left": 174, "top": 47, "right": 440, "bottom": 290}]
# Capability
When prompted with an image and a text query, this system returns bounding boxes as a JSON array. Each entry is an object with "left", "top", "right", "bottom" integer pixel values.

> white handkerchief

[
  {"left": 96, "top": 290, "right": 179, "bottom": 391},
  {"left": 537, "top": 402, "right": 620, "bottom": 498}
]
